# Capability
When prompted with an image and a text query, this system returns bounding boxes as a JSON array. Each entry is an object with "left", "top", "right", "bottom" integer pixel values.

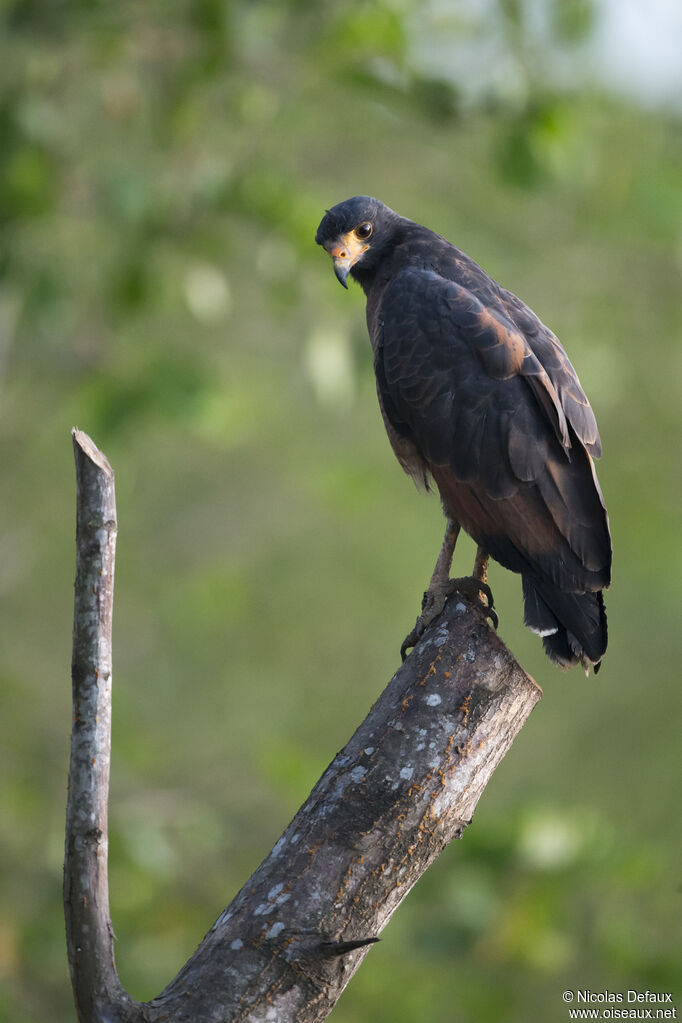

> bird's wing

[
  {"left": 498, "top": 285, "right": 602, "bottom": 458},
  {"left": 376, "top": 267, "right": 610, "bottom": 589}
]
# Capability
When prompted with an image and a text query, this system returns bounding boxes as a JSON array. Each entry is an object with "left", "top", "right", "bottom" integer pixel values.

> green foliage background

[{"left": 1, "top": 2, "right": 680, "bottom": 1020}]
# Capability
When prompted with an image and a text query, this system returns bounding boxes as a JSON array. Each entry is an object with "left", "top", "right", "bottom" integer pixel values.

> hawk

[{"left": 316, "top": 196, "right": 611, "bottom": 673}]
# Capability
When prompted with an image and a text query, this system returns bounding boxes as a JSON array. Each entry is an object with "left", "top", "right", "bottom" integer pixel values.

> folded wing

[{"left": 375, "top": 266, "right": 611, "bottom": 666}]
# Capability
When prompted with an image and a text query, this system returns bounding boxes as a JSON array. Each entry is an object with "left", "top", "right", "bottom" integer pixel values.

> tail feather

[{"left": 522, "top": 575, "right": 607, "bottom": 672}]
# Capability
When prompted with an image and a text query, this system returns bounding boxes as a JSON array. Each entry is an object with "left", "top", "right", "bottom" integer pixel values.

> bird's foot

[
  {"left": 400, "top": 576, "right": 498, "bottom": 661},
  {"left": 449, "top": 576, "right": 499, "bottom": 630}
]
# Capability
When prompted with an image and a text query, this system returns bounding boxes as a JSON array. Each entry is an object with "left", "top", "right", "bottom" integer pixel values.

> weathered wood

[
  {"left": 64, "top": 430, "right": 139, "bottom": 1023},
  {"left": 64, "top": 431, "right": 542, "bottom": 1023},
  {"left": 148, "top": 598, "right": 541, "bottom": 1022}
]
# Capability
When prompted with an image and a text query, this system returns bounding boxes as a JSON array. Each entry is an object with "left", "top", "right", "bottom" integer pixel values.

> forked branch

[{"left": 64, "top": 431, "right": 541, "bottom": 1023}]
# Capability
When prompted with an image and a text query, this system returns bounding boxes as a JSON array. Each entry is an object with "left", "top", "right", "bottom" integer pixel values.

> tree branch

[
  {"left": 64, "top": 429, "right": 138, "bottom": 1022},
  {"left": 64, "top": 431, "right": 542, "bottom": 1023}
]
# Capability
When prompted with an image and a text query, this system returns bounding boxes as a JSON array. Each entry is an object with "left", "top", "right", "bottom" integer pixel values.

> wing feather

[{"left": 500, "top": 287, "right": 602, "bottom": 456}]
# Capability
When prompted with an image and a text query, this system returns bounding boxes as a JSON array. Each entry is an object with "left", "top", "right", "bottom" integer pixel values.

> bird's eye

[{"left": 355, "top": 222, "right": 373, "bottom": 240}]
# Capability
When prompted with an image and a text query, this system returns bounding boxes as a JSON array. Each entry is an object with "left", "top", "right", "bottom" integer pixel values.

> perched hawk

[{"left": 316, "top": 196, "right": 611, "bottom": 673}]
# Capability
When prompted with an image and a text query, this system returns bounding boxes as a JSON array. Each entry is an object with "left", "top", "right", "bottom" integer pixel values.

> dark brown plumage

[{"left": 316, "top": 196, "right": 611, "bottom": 671}]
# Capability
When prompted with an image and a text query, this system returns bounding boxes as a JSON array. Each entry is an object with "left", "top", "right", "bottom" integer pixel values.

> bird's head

[{"left": 315, "top": 196, "right": 400, "bottom": 288}]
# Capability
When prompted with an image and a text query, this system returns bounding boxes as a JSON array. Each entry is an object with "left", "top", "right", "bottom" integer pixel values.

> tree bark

[
  {"left": 64, "top": 429, "right": 139, "bottom": 1022},
  {"left": 64, "top": 431, "right": 542, "bottom": 1023}
]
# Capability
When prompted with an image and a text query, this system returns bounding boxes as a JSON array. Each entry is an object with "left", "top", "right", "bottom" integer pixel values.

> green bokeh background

[{"left": 1, "top": 2, "right": 680, "bottom": 1021}]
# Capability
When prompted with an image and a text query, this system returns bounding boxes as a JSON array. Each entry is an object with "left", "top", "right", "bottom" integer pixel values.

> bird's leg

[
  {"left": 473, "top": 545, "right": 490, "bottom": 585},
  {"left": 470, "top": 546, "right": 498, "bottom": 626},
  {"left": 400, "top": 528, "right": 498, "bottom": 661},
  {"left": 429, "top": 518, "right": 461, "bottom": 594},
  {"left": 400, "top": 520, "right": 460, "bottom": 661}
]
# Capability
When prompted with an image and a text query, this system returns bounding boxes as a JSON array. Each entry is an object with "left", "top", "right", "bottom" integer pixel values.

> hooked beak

[
  {"left": 328, "top": 232, "right": 369, "bottom": 290},
  {"left": 333, "top": 259, "right": 351, "bottom": 289}
]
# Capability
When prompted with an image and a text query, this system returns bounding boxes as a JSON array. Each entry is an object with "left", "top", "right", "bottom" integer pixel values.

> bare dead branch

[
  {"left": 64, "top": 431, "right": 541, "bottom": 1023},
  {"left": 64, "top": 430, "right": 139, "bottom": 1023},
  {"left": 147, "top": 597, "right": 541, "bottom": 1022}
]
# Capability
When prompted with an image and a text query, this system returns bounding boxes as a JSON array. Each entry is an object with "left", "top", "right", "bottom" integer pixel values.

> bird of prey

[{"left": 316, "top": 196, "right": 611, "bottom": 672}]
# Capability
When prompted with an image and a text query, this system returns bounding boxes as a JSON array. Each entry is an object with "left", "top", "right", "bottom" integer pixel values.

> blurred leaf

[
  {"left": 551, "top": 0, "right": 595, "bottom": 44},
  {"left": 111, "top": 252, "right": 151, "bottom": 310},
  {"left": 0, "top": 142, "right": 56, "bottom": 221},
  {"left": 497, "top": 95, "right": 577, "bottom": 187},
  {"left": 498, "top": 0, "right": 523, "bottom": 33},
  {"left": 411, "top": 73, "right": 460, "bottom": 123},
  {"left": 326, "top": 4, "right": 406, "bottom": 65}
]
